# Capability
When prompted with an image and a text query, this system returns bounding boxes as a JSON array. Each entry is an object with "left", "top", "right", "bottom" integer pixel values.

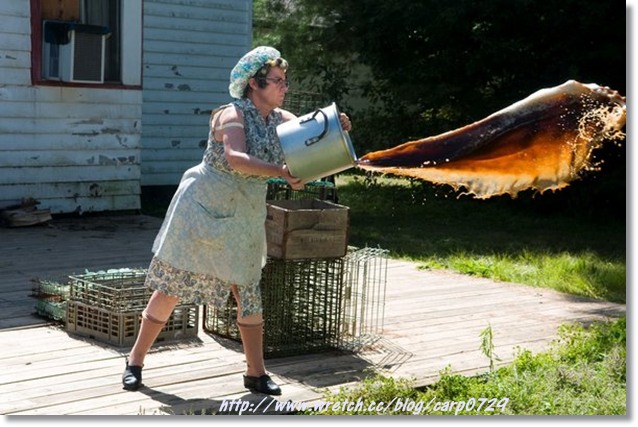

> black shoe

[
  {"left": 243, "top": 374, "right": 282, "bottom": 396},
  {"left": 122, "top": 361, "right": 143, "bottom": 391}
]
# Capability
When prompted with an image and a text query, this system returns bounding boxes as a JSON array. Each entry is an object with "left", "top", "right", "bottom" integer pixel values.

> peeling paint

[
  {"left": 101, "top": 128, "right": 122, "bottom": 134},
  {"left": 171, "top": 65, "right": 182, "bottom": 76},
  {"left": 98, "top": 155, "right": 117, "bottom": 166},
  {"left": 177, "top": 84, "right": 191, "bottom": 91},
  {"left": 72, "top": 131, "right": 99, "bottom": 136},
  {"left": 171, "top": 140, "right": 181, "bottom": 147},
  {"left": 74, "top": 118, "right": 104, "bottom": 125},
  {"left": 115, "top": 135, "right": 129, "bottom": 147},
  {"left": 96, "top": 155, "right": 137, "bottom": 166},
  {"left": 89, "top": 183, "right": 103, "bottom": 197},
  {"left": 165, "top": 83, "right": 174, "bottom": 89}
]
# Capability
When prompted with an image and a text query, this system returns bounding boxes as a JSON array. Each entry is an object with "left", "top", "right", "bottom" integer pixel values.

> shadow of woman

[{"left": 138, "top": 387, "right": 289, "bottom": 415}]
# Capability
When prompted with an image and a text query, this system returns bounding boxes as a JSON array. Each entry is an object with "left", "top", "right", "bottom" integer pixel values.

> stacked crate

[
  {"left": 204, "top": 256, "right": 346, "bottom": 358},
  {"left": 266, "top": 177, "right": 338, "bottom": 203},
  {"left": 65, "top": 268, "right": 198, "bottom": 347},
  {"left": 31, "top": 278, "right": 69, "bottom": 322},
  {"left": 204, "top": 183, "right": 350, "bottom": 357}
]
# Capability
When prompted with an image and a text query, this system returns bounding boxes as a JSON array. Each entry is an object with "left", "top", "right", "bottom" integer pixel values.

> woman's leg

[
  {"left": 231, "top": 285, "right": 266, "bottom": 377},
  {"left": 123, "top": 290, "right": 179, "bottom": 390},
  {"left": 128, "top": 290, "right": 180, "bottom": 366},
  {"left": 232, "top": 285, "right": 281, "bottom": 395}
]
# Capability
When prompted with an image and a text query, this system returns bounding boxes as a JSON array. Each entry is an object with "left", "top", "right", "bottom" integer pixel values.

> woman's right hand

[{"left": 280, "top": 164, "right": 304, "bottom": 190}]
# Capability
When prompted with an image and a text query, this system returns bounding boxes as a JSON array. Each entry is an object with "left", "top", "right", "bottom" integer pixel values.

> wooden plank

[
  {"left": 40, "top": 0, "right": 80, "bottom": 21},
  {"left": 0, "top": 165, "right": 141, "bottom": 185},
  {"left": 0, "top": 1, "right": 30, "bottom": 17},
  {"left": 0, "top": 118, "right": 142, "bottom": 136},
  {"left": 0, "top": 67, "right": 30, "bottom": 85},
  {"left": 0, "top": 32, "right": 30, "bottom": 51},
  {"left": 0, "top": 134, "right": 141, "bottom": 152},
  {"left": 0, "top": 213, "right": 625, "bottom": 415},
  {"left": 0, "top": 150, "right": 140, "bottom": 168},
  {"left": 0, "top": 50, "right": 30, "bottom": 69},
  {"left": 143, "top": 1, "right": 248, "bottom": 24},
  {"left": 0, "top": 85, "right": 142, "bottom": 104},
  {"left": 0, "top": 103, "right": 141, "bottom": 120}
]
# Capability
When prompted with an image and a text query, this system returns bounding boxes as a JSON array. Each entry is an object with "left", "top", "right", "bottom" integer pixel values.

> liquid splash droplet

[{"left": 357, "top": 80, "right": 626, "bottom": 199}]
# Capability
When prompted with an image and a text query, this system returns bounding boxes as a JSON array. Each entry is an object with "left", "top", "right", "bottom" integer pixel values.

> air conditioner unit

[{"left": 43, "top": 21, "right": 108, "bottom": 84}]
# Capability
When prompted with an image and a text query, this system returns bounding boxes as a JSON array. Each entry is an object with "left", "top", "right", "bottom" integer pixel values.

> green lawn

[
  {"left": 308, "top": 172, "right": 626, "bottom": 416},
  {"left": 337, "top": 173, "right": 626, "bottom": 304},
  {"left": 142, "top": 173, "right": 627, "bottom": 416}
]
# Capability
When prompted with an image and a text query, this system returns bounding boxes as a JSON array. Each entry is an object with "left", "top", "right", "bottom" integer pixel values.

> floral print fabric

[{"left": 146, "top": 98, "right": 286, "bottom": 317}]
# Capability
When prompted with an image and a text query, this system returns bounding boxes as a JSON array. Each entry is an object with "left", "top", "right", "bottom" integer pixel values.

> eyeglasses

[{"left": 262, "top": 77, "right": 290, "bottom": 89}]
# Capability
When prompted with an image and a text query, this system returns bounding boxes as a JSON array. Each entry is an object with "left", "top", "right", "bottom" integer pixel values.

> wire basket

[
  {"left": 266, "top": 177, "right": 338, "bottom": 202},
  {"left": 340, "top": 247, "right": 389, "bottom": 351},
  {"left": 31, "top": 278, "right": 70, "bottom": 302},
  {"left": 204, "top": 256, "right": 345, "bottom": 358}
]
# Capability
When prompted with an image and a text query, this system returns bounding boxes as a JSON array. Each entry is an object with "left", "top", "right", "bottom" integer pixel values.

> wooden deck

[{"left": 0, "top": 214, "right": 625, "bottom": 415}]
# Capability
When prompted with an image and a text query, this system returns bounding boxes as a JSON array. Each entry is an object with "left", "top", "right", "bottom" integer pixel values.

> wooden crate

[{"left": 265, "top": 199, "right": 349, "bottom": 259}]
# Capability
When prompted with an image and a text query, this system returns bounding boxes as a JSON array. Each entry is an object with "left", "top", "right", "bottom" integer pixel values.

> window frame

[{"left": 30, "top": 0, "right": 142, "bottom": 89}]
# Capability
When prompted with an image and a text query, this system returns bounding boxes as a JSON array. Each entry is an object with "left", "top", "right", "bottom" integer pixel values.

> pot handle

[{"left": 300, "top": 109, "right": 329, "bottom": 146}]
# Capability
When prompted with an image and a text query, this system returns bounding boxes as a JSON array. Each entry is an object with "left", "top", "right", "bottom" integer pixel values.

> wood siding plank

[{"left": 140, "top": 0, "right": 252, "bottom": 187}]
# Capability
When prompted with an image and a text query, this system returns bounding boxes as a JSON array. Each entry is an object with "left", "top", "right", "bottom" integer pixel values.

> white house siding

[
  {"left": 0, "top": 0, "right": 143, "bottom": 214},
  {"left": 140, "top": 0, "right": 252, "bottom": 186}
]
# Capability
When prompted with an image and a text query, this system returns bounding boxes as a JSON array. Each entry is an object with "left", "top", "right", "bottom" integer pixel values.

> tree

[
  {"left": 255, "top": 0, "right": 624, "bottom": 150},
  {"left": 254, "top": 0, "right": 625, "bottom": 215}
]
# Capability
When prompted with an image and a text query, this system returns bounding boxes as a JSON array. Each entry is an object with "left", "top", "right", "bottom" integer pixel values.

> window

[
  {"left": 32, "top": 0, "right": 141, "bottom": 87},
  {"left": 82, "top": 0, "right": 120, "bottom": 82}
]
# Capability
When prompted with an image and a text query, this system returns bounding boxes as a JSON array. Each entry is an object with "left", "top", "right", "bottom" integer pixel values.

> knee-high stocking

[
  {"left": 236, "top": 320, "right": 266, "bottom": 377},
  {"left": 127, "top": 291, "right": 179, "bottom": 366}
]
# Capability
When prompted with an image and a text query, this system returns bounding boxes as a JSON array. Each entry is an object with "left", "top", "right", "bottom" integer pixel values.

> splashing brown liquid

[{"left": 357, "top": 80, "right": 626, "bottom": 198}]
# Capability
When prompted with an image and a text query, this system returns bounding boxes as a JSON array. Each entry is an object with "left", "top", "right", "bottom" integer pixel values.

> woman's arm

[{"left": 216, "top": 107, "right": 303, "bottom": 189}]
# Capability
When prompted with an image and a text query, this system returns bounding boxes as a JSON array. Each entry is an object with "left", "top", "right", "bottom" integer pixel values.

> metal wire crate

[
  {"left": 35, "top": 300, "right": 68, "bottom": 322},
  {"left": 339, "top": 247, "right": 389, "bottom": 351},
  {"left": 31, "top": 278, "right": 70, "bottom": 323},
  {"left": 31, "top": 278, "right": 70, "bottom": 302},
  {"left": 204, "top": 256, "right": 345, "bottom": 358},
  {"left": 266, "top": 177, "right": 338, "bottom": 202},
  {"left": 282, "top": 90, "right": 326, "bottom": 116}
]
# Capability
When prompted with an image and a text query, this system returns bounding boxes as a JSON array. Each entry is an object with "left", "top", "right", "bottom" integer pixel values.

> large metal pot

[{"left": 276, "top": 102, "right": 357, "bottom": 183}]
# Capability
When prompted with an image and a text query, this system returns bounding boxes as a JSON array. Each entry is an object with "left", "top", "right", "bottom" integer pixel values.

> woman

[{"left": 122, "top": 46, "right": 352, "bottom": 396}]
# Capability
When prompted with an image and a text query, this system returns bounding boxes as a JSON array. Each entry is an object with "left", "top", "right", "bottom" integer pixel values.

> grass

[
  {"left": 336, "top": 172, "right": 626, "bottom": 303},
  {"left": 312, "top": 172, "right": 626, "bottom": 416},
  {"left": 140, "top": 173, "right": 627, "bottom": 416},
  {"left": 304, "top": 316, "right": 626, "bottom": 415}
]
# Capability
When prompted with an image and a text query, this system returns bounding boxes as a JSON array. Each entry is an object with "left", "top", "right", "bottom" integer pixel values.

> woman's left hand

[{"left": 339, "top": 113, "right": 352, "bottom": 131}]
